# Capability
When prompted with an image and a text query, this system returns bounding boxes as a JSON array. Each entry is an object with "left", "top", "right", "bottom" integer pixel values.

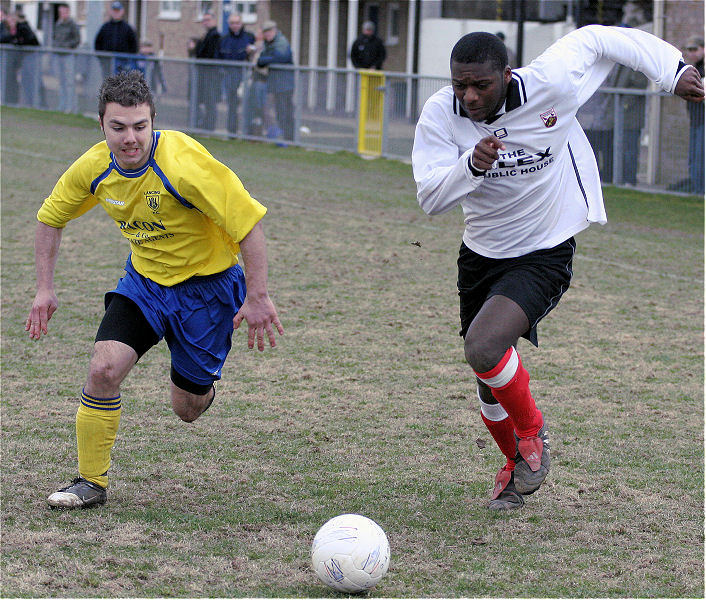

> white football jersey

[{"left": 413, "top": 25, "right": 688, "bottom": 258}]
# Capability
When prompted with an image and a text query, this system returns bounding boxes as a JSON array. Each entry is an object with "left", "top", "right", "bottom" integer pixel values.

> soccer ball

[{"left": 311, "top": 513, "right": 390, "bottom": 593}]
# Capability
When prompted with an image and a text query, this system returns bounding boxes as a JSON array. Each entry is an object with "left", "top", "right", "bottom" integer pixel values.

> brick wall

[{"left": 142, "top": 1, "right": 214, "bottom": 59}]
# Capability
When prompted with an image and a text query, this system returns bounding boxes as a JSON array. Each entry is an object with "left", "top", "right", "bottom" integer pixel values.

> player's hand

[
  {"left": 233, "top": 294, "right": 284, "bottom": 351},
  {"left": 472, "top": 135, "right": 506, "bottom": 171},
  {"left": 25, "top": 289, "right": 58, "bottom": 340},
  {"left": 675, "top": 65, "right": 705, "bottom": 103}
]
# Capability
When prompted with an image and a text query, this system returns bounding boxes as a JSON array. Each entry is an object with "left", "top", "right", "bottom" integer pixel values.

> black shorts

[
  {"left": 457, "top": 238, "right": 576, "bottom": 346},
  {"left": 95, "top": 293, "right": 159, "bottom": 359}
]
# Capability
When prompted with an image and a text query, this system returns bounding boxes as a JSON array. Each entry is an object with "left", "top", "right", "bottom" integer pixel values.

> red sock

[
  {"left": 475, "top": 347, "right": 543, "bottom": 439},
  {"left": 480, "top": 411, "right": 516, "bottom": 470}
]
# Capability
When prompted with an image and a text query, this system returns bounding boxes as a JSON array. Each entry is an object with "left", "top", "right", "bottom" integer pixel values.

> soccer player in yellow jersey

[{"left": 25, "top": 70, "right": 284, "bottom": 508}]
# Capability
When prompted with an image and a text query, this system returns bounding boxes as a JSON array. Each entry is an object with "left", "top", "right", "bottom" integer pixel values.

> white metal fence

[{"left": 1, "top": 45, "right": 681, "bottom": 187}]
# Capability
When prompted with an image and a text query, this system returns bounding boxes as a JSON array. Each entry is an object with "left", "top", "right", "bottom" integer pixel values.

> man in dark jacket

[
  {"left": 257, "top": 20, "right": 294, "bottom": 141},
  {"left": 94, "top": 1, "right": 137, "bottom": 76},
  {"left": 218, "top": 13, "right": 255, "bottom": 134},
  {"left": 4, "top": 11, "right": 39, "bottom": 105},
  {"left": 350, "top": 21, "right": 386, "bottom": 70},
  {"left": 194, "top": 11, "right": 221, "bottom": 130}
]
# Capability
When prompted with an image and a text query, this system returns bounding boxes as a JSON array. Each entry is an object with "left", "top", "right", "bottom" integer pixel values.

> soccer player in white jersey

[
  {"left": 26, "top": 70, "right": 284, "bottom": 508},
  {"left": 412, "top": 26, "right": 703, "bottom": 510}
]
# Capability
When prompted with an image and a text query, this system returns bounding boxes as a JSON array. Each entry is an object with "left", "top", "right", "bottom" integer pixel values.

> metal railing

[{"left": 1, "top": 45, "right": 685, "bottom": 188}]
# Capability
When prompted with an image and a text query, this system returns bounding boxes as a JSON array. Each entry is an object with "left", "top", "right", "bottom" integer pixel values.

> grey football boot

[
  {"left": 47, "top": 477, "right": 107, "bottom": 508},
  {"left": 513, "top": 424, "right": 550, "bottom": 495},
  {"left": 488, "top": 467, "right": 525, "bottom": 511}
]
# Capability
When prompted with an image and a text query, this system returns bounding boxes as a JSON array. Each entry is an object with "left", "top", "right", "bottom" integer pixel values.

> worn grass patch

[{"left": 1, "top": 107, "right": 703, "bottom": 597}]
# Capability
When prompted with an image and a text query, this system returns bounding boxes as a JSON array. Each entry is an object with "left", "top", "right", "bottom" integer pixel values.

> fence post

[
  {"left": 646, "top": 87, "right": 661, "bottom": 186},
  {"left": 381, "top": 78, "right": 392, "bottom": 157},
  {"left": 0, "top": 47, "right": 5, "bottom": 105},
  {"left": 32, "top": 49, "right": 41, "bottom": 108},
  {"left": 188, "top": 60, "right": 198, "bottom": 129},
  {"left": 612, "top": 94, "right": 623, "bottom": 185},
  {"left": 293, "top": 65, "right": 301, "bottom": 144}
]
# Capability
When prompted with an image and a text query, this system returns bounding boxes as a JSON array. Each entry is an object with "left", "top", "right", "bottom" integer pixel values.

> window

[
  {"left": 159, "top": 0, "right": 181, "bottom": 20},
  {"left": 228, "top": 0, "right": 257, "bottom": 24},
  {"left": 198, "top": 0, "right": 214, "bottom": 18},
  {"left": 386, "top": 3, "right": 400, "bottom": 46}
]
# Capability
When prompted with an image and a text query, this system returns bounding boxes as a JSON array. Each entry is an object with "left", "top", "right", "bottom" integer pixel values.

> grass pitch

[{"left": 1, "top": 107, "right": 703, "bottom": 598}]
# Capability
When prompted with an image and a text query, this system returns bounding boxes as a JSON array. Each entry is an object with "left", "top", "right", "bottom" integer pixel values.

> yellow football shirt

[{"left": 38, "top": 130, "right": 267, "bottom": 286}]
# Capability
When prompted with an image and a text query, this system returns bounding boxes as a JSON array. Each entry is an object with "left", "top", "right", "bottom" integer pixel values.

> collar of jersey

[
  {"left": 454, "top": 72, "right": 527, "bottom": 124},
  {"left": 110, "top": 131, "right": 160, "bottom": 178}
]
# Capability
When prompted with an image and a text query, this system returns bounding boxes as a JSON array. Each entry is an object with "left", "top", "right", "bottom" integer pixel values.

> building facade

[{"left": 7, "top": 1, "right": 702, "bottom": 75}]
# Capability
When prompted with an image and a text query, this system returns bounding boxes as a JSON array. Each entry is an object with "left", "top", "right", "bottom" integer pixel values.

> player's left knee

[
  {"left": 465, "top": 335, "right": 507, "bottom": 373},
  {"left": 173, "top": 401, "right": 201, "bottom": 423},
  {"left": 170, "top": 368, "right": 214, "bottom": 422}
]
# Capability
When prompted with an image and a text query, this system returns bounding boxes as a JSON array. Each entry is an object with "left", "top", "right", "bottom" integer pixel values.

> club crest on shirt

[
  {"left": 540, "top": 108, "right": 558, "bottom": 128},
  {"left": 144, "top": 190, "right": 161, "bottom": 213}
]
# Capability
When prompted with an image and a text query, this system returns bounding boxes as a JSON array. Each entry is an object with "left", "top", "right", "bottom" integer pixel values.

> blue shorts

[{"left": 108, "top": 257, "right": 246, "bottom": 386}]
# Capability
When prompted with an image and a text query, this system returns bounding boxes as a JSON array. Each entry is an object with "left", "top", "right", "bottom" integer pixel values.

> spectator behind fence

[
  {"left": 577, "top": 66, "right": 619, "bottom": 182},
  {"left": 4, "top": 11, "right": 40, "bottom": 105},
  {"left": 613, "top": 64, "right": 647, "bottom": 185},
  {"left": 245, "top": 27, "right": 272, "bottom": 137},
  {"left": 350, "top": 21, "right": 386, "bottom": 70},
  {"left": 53, "top": 3, "right": 80, "bottom": 113},
  {"left": 257, "top": 20, "right": 294, "bottom": 142},
  {"left": 194, "top": 11, "right": 221, "bottom": 131},
  {"left": 219, "top": 12, "right": 255, "bottom": 135},
  {"left": 578, "top": 16, "right": 649, "bottom": 186},
  {"left": 669, "top": 35, "right": 705, "bottom": 194},
  {"left": 579, "top": 62, "right": 648, "bottom": 185},
  {"left": 94, "top": 1, "right": 137, "bottom": 77},
  {"left": 136, "top": 40, "right": 167, "bottom": 95}
]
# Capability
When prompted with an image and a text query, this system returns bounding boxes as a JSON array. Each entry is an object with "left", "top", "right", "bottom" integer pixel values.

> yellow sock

[{"left": 76, "top": 389, "right": 121, "bottom": 489}]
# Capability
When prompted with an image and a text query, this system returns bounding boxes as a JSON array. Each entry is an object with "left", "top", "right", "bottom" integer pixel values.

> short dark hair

[
  {"left": 450, "top": 32, "right": 509, "bottom": 72},
  {"left": 98, "top": 70, "right": 155, "bottom": 121}
]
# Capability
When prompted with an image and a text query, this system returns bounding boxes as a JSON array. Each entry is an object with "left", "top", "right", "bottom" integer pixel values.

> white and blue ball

[{"left": 311, "top": 513, "right": 390, "bottom": 593}]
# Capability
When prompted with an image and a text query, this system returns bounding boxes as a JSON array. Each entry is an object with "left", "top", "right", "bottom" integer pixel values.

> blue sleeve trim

[
  {"left": 676, "top": 60, "right": 687, "bottom": 80},
  {"left": 151, "top": 160, "right": 194, "bottom": 209},
  {"left": 90, "top": 165, "right": 114, "bottom": 195}
]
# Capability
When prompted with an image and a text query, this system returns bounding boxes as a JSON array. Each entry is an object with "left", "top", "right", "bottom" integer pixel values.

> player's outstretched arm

[
  {"left": 674, "top": 65, "right": 705, "bottom": 103},
  {"left": 26, "top": 222, "right": 63, "bottom": 340},
  {"left": 233, "top": 221, "right": 284, "bottom": 351}
]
